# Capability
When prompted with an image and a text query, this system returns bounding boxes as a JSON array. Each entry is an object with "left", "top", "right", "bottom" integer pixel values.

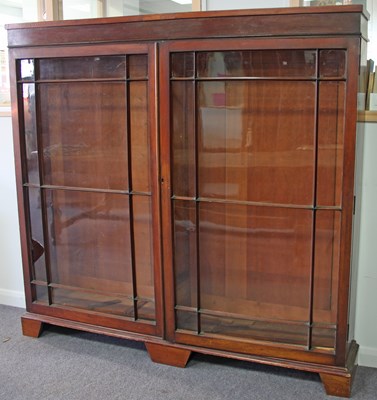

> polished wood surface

[
  {"left": 145, "top": 342, "right": 191, "bottom": 368},
  {"left": 7, "top": 6, "right": 365, "bottom": 398},
  {"left": 21, "top": 316, "right": 44, "bottom": 338},
  {"left": 18, "top": 312, "right": 358, "bottom": 379},
  {"left": 6, "top": 6, "right": 368, "bottom": 48},
  {"left": 320, "top": 373, "right": 352, "bottom": 398}
]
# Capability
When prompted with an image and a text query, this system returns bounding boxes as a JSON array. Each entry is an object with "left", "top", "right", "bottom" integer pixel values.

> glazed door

[
  {"left": 160, "top": 38, "right": 359, "bottom": 362},
  {"left": 16, "top": 43, "right": 162, "bottom": 335}
]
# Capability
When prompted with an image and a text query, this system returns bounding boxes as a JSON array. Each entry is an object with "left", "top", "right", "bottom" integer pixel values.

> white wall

[
  {"left": 139, "top": 1, "right": 191, "bottom": 14},
  {"left": 0, "top": 115, "right": 25, "bottom": 308},
  {"left": 21, "top": 0, "right": 38, "bottom": 22},
  {"left": 355, "top": 122, "right": 377, "bottom": 368},
  {"left": 62, "top": 0, "right": 101, "bottom": 19}
]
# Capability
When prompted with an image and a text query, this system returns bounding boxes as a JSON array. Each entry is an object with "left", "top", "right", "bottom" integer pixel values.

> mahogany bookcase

[{"left": 6, "top": 5, "right": 368, "bottom": 397}]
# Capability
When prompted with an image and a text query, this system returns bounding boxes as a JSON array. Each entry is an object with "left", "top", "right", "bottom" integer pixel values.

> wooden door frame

[{"left": 159, "top": 36, "right": 359, "bottom": 364}]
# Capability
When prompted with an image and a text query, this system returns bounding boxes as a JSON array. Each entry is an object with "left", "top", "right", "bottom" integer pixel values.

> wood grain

[
  {"left": 21, "top": 315, "right": 44, "bottom": 338},
  {"left": 145, "top": 342, "right": 191, "bottom": 368},
  {"left": 320, "top": 372, "right": 352, "bottom": 397}
]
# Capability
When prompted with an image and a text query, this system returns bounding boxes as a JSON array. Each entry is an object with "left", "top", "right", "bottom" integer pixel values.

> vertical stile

[
  {"left": 193, "top": 51, "right": 201, "bottom": 335},
  {"left": 126, "top": 55, "right": 138, "bottom": 320},
  {"left": 307, "top": 49, "right": 321, "bottom": 350},
  {"left": 150, "top": 42, "right": 163, "bottom": 333}
]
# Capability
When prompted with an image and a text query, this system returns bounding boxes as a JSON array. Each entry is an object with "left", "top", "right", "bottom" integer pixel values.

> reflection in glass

[
  {"left": 170, "top": 47, "right": 347, "bottom": 349},
  {"left": 29, "top": 52, "right": 155, "bottom": 322},
  {"left": 172, "top": 201, "right": 342, "bottom": 346},
  {"left": 42, "top": 190, "right": 155, "bottom": 320},
  {"left": 200, "top": 314, "right": 308, "bottom": 346},
  {"left": 20, "top": 59, "right": 34, "bottom": 80},
  {"left": 46, "top": 190, "right": 133, "bottom": 296},
  {"left": 317, "top": 82, "right": 345, "bottom": 207},
  {"left": 52, "top": 287, "right": 135, "bottom": 317},
  {"left": 173, "top": 200, "right": 197, "bottom": 309},
  {"left": 128, "top": 55, "right": 148, "bottom": 79},
  {"left": 130, "top": 81, "right": 150, "bottom": 193},
  {"left": 28, "top": 188, "right": 47, "bottom": 282},
  {"left": 32, "top": 284, "right": 48, "bottom": 304},
  {"left": 40, "top": 82, "right": 128, "bottom": 190},
  {"left": 171, "top": 81, "right": 196, "bottom": 197},
  {"left": 133, "top": 196, "right": 154, "bottom": 306},
  {"left": 196, "top": 50, "right": 316, "bottom": 78},
  {"left": 176, "top": 310, "right": 197, "bottom": 332},
  {"left": 197, "top": 80, "right": 316, "bottom": 205},
  {"left": 171, "top": 52, "right": 194, "bottom": 78},
  {"left": 136, "top": 298, "right": 155, "bottom": 321},
  {"left": 199, "top": 203, "right": 313, "bottom": 316},
  {"left": 39, "top": 56, "right": 127, "bottom": 80},
  {"left": 23, "top": 83, "right": 40, "bottom": 185},
  {"left": 319, "top": 50, "right": 346, "bottom": 78},
  {"left": 313, "top": 210, "right": 340, "bottom": 325}
]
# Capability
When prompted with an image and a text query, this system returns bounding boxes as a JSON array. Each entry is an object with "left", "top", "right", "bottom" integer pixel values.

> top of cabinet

[{"left": 6, "top": 5, "right": 368, "bottom": 49}]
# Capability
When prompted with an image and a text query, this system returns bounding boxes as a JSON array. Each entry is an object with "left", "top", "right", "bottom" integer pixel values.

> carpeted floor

[{"left": 0, "top": 304, "right": 376, "bottom": 400}]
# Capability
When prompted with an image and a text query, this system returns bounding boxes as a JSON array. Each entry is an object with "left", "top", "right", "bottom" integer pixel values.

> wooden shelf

[{"left": 358, "top": 111, "right": 377, "bottom": 122}]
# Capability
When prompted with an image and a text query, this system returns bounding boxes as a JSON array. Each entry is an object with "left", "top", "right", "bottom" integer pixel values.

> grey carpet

[{"left": 0, "top": 305, "right": 376, "bottom": 400}]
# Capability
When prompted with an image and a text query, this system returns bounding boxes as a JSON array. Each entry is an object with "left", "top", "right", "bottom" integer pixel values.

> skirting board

[
  {"left": 358, "top": 346, "right": 377, "bottom": 368},
  {"left": 0, "top": 289, "right": 26, "bottom": 308}
]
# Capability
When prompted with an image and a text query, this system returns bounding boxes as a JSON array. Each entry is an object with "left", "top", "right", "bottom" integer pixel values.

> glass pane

[
  {"left": 133, "top": 196, "right": 154, "bottom": 310},
  {"left": 176, "top": 310, "right": 197, "bottom": 332},
  {"left": 171, "top": 52, "right": 195, "bottom": 78},
  {"left": 40, "top": 82, "right": 128, "bottom": 190},
  {"left": 52, "top": 287, "right": 135, "bottom": 317},
  {"left": 28, "top": 188, "right": 47, "bottom": 282},
  {"left": 23, "top": 83, "right": 39, "bottom": 185},
  {"left": 173, "top": 200, "right": 197, "bottom": 308},
  {"left": 128, "top": 54, "right": 148, "bottom": 79},
  {"left": 20, "top": 59, "right": 34, "bottom": 80},
  {"left": 136, "top": 298, "right": 155, "bottom": 322},
  {"left": 130, "top": 81, "right": 150, "bottom": 193},
  {"left": 39, "top": 56, "right": 127, "bottom": 80},
  {"left": 319, "top": 50, "right": 346, "bottom": 79},
  {"left": 32, "top": 284, "right": 48, "bottom": 304},
  {"left": 313, "top": 210, "right": 341, "bottom": 325},
  {"left": 197, "top": 50, "right": 316, "bottom": 78},
  {"left": 199, "top": 203, "right": 313, "bottom": 321},
  {"left": 171, "top": 81, "right": 196, "bottom": 197},
  {"left": 198, "top": 81, "right": 316, "bottom": 205},
  {"left": 317, "top": 82, "right": 345, "bottom": 207},
  {"left": 200, "top": 314, "right": 308, "bottom": 346},
  {"left": 46, "top": 190, "right": 133, "bottom": 297}
]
